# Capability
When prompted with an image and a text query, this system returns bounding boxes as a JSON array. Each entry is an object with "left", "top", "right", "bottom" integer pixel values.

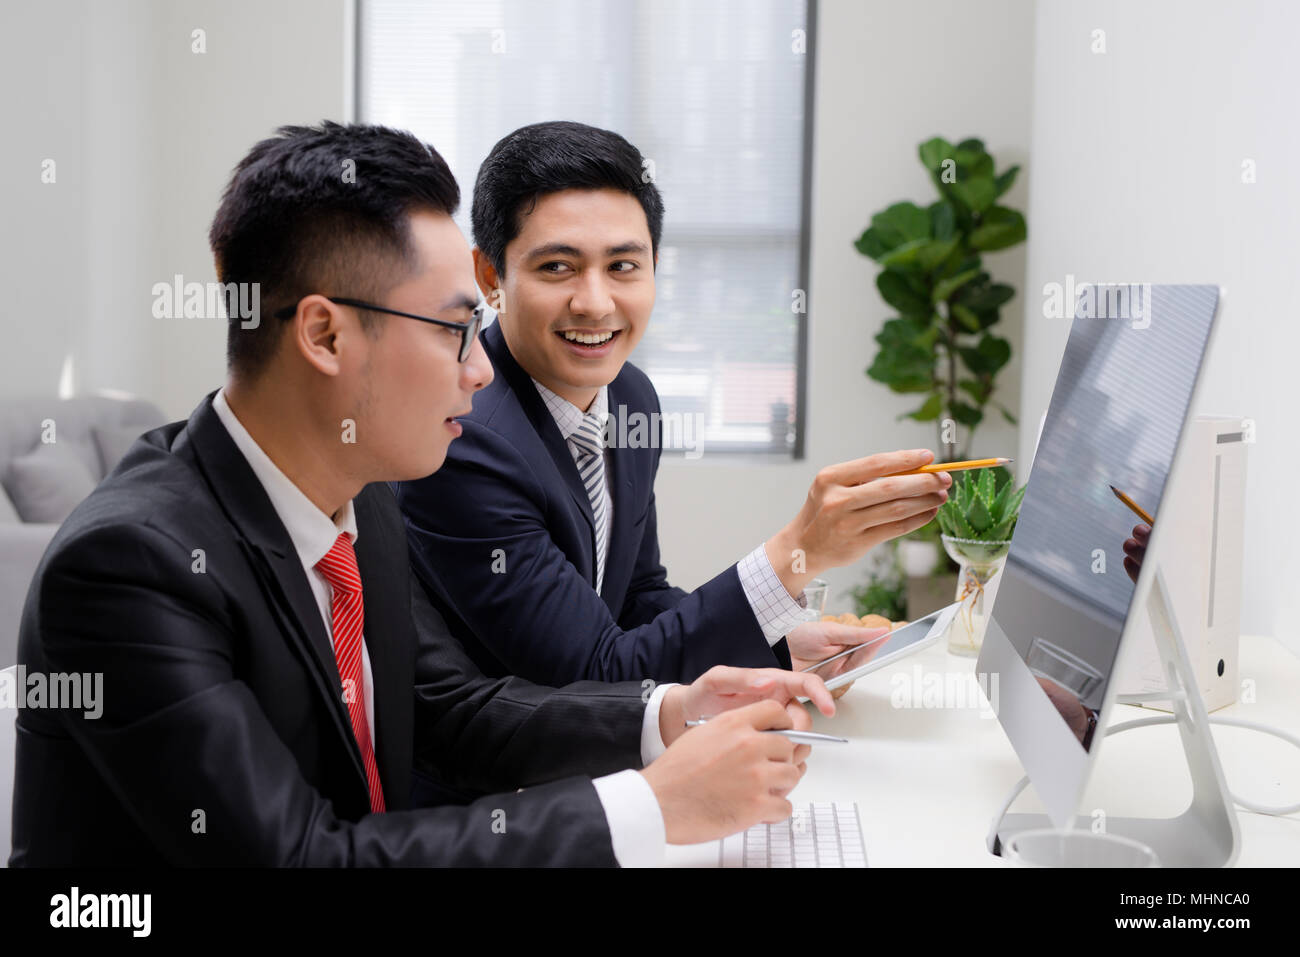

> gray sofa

[{"left": 0, "top": 396, "right": 167, "bottom": 665}]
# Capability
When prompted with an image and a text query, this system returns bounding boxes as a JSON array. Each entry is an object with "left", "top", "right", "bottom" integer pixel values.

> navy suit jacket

[{"left": 394, "top": 321, "right": 790, "bottom": 686}]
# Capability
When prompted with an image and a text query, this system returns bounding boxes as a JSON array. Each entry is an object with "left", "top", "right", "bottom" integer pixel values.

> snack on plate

[{"left": 821, "top": 613, "right": 909, "bottom": 630}]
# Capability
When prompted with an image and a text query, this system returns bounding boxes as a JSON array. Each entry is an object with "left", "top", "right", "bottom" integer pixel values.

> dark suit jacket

[
  {"left": 394, "top": 321, "right": 790, "bottom": 686},
  {"left": 9, "top": 393, "right": 647, "bottom": 867}
]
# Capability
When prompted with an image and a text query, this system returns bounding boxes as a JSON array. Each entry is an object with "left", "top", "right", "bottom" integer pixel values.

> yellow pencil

[
  {"left": 1109, "top": 484, "right": 1155, "bottom": 525},
  {"left": 894, "top": 456, "right": 1013, "bottom": 476}
]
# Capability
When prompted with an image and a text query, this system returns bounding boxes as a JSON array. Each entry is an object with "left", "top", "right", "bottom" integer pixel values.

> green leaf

[
  {"left": 942, "top": 254, "right": 981, "bottom": 279},
  {"left": 967, "top": 494, "right": 993, "bottom": 533},
  {"left": 933, "top": 267, "right": 982, "bottom": 304},
  {"left": 930, "top": 201, "right": 956, "bottom": 241},
  {"left": 949, "top": 177, "right": 997, "bottom": 214},
  {"left": 951, "top": 303, "right": 982, "bottom": 332},
  {"left": 993, "top": 165, "right": 1020, "bottom": 199},
  {"left": 1004, "top": 484, "right": 1027, "bottom": 519},
  {"left": 957, "top": 378, "right": 990, "bottom": 403},
  {"left": 854, "top": 227, "right": 890, "bottom": 261},
  {"left": 990, "top": 476, "right": 1014, "bottom": 519},
  {"left": 970, "top": 206, "right": 1027, "bottom": 251},
  {"left": 867, "top": 318, "right": 934, "bottom": 393},
  {"left": 958, "top": 334, "right": 1012, "bottom": 377},
  {"left": 954, "top": 147, "right": 995, "bottom": 180},
  {"left": 998, "top": 404, "right": 1018, "bottom": 426},
  {"left": 950, "top": 400, "right": 983, "bottom": 428},
  {"left": 876, "top": 271, "right": 931, "bottom": 317},
  {"left": 977, "top": 467, "right": 995, "bottom": 504},
  {"left": 870, "top": 202, "right": 931, "bottom": 249},
  {"left": 956, "top": 282, "right": 1015, "bottom": 312},
  {"left": 900, "top": 392, "right": 943, "bottom": 422},
  {"left": 949, "top": 509, "right": 978, "bottom": 540},
  {"left": 950, "top": 475, "right": 970, "bottom": 511},
  {"left": 987, "top": 516, "right": 1016, "bottom": 541},
  {"left": 879, "top": 238, "right": 933, "bottom": 269},
  {"left": 915, "top": 237, "right": 960, "bottom": 272},
  {"left": 918, "top": 137, "right": 955, "bottom": 173}
]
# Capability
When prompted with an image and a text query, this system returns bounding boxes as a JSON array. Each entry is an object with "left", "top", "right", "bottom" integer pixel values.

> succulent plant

[{"left": 936, "top": 467, "right": 1025, "bottom": 543}]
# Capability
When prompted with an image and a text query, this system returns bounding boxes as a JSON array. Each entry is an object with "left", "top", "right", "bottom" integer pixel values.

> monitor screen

[{"left": 989, "top": 284, "right": 1218, "bottom": 751}]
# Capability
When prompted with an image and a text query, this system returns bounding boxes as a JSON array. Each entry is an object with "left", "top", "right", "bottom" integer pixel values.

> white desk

[{"left": 667, "top": 634, "right": 1300, "bottom": 867}]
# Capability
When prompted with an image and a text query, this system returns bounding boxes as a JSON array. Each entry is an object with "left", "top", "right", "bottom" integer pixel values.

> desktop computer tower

[{"left": 1115, "top": 415, "right": 1249, "bottom": 712}]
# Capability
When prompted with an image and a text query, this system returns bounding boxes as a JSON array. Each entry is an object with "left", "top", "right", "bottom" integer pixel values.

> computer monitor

[{"left": 979, "top": 284, "right": 1221, "bottom": 831}]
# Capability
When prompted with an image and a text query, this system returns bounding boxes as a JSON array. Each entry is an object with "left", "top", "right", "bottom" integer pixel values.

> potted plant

[
  {"left": 856, "top": 135, "right": 1025, "bottom": 459},
  {"left": 935, "top": 467, "right": 1025, "bottom": 656},
  {"left": 850, "top": 135, "right": 1027, "bottom": 618}
]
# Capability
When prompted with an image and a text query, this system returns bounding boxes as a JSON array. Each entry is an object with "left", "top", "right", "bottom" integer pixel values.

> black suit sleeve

[
  {"left": 31, "top": 521, "right": 626, "bottom": 866},
  {"left": 408, "top": 578, "right": 651, "bottom": 794}
]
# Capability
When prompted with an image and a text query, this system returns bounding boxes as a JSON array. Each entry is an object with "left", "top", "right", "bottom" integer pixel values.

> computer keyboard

[{"left": 718, "top": 802, "right": 868, "bottom": 868}]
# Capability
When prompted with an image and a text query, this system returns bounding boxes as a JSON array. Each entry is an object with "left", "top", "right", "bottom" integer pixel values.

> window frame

[{"left": 353, "top": 0, "right": 817, "bottom": 459}]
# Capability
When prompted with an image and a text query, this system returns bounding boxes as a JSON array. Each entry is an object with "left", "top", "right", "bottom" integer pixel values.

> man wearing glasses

[
  {"left": 9, "top": 122, "right": 832, "bottom": 867},
  {"left": 273, "top": 297, "right": 487, "bottom": 363}
]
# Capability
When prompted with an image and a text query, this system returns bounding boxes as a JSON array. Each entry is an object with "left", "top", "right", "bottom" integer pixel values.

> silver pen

[{"left": 684, "top": 717, "right": 848, "bottom": 745}]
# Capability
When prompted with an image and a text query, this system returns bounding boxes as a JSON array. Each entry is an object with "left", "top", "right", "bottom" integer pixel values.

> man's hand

[
  {"left": 787, "top": 619, "right": 891, "bottom": 672},
  {"left": 659, "top": 665, "right": 835, "bottom": 749},
  {"left": 764, "top": 449, "right": 950, "bottom": 598},
  {"left": 1123, "top": 523, "right": 1150, "bottom": 585},
  {"left": 641, "top": 700, "right": 807, "bottom": 845}
]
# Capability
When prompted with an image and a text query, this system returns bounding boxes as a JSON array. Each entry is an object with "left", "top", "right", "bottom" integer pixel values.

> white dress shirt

[
  {"left": 532, "top": 380, "right": 808, "bottom": 643},
  {"left": 212, "top": 389, "right": 669, "bottom": 866}
]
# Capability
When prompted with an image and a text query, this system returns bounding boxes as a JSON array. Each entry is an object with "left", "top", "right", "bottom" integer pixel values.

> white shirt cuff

[
  {"left": 640, "top": 681, "right": 677, "bottom": 764},
  {"left": 737, "top": 544, "right": 808, "bottom": 644},
  {"left": 592, "top": 769, "right": 666, "bottom": 868}
]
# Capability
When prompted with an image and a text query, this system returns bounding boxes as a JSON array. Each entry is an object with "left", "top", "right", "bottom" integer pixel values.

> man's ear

[
  {"left": 472, "top": 247, "right": 503, "bottom": 312},
  {"left": 292, "top": 294, "right": 349, "bottom": 377}
]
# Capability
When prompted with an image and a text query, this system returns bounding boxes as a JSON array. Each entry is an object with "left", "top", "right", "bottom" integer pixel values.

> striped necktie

[
  {"left": 315, "top": 532, "right": 385, "bottom": 814},
  {"left": 569, "top": 412, "right": 609, "bottom": 591}
]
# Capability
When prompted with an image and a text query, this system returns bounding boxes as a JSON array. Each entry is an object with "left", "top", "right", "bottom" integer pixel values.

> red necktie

[{"left": 315, "top": 532, "right": 385, "bottom": 813}]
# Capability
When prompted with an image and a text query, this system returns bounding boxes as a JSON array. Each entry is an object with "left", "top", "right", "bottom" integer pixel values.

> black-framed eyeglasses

[{"left": 273, "top": 296, "right": 485, "bottom": 362}]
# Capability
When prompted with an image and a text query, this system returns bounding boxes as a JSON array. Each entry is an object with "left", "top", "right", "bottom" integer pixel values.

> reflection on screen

[{"left": 990, "top": 285, "right": 1217, "bottom": 750}]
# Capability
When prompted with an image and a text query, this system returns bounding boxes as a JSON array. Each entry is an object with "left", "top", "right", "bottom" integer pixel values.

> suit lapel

[
  {"left": 483, "top": 322, "right": 598, "bottom": 538},
  {"left": 185, "top": 394, "right": 369, "bottom": 795},
  {"left": 600, "top": 380, "right": 639, "bottom": 604}
]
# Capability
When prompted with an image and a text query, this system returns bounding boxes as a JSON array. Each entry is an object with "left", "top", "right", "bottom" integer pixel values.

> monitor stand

[{"left": 992, "top": 570, "right": 1240, "bottom": 867}]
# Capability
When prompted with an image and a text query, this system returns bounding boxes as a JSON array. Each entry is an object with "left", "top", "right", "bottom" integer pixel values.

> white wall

[
  {"left": 1020, "top": 0, "right": 1299, "bottom": 649},
  {"left": 1, "top": 0, "right": 351, "bottom": 417},
  {"left": 654, "top": 0, "right": 1036, "bottom": 611},
  {"left": 3, "top": 0, "right": 1036, "bottom": 618}
]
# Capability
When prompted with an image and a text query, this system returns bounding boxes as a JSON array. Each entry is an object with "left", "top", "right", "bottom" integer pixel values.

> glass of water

[{"left": 802, "top": 578, "right": 829, "bottom": 620}]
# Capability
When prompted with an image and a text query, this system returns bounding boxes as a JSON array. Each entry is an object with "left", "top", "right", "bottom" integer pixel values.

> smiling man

[
  {"left": 393, "top": 121, "right": 951, "bottom": 688},
  {"left": 9, "top": 122, "right": 834, "bottom": 867}
]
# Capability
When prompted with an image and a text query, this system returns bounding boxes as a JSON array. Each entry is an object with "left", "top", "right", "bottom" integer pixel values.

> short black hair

[
  {"left": 209, "top": 121, "right": 460, "bottom": 379},
  {"left": 470, "top": 121, "right": 664, "bottom": 276}
]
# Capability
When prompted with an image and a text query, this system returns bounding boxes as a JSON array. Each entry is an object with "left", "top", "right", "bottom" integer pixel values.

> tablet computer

[{"left": 799, "top": 602, "right": 959, "bottom": 692}]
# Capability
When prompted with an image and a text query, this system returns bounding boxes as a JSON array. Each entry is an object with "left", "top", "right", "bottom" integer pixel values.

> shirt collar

[
  {"left": 532, "top": 380, "right": 609, "bottom": 441},
  {"left": 212, "top": 388, "right": 358, "bottom": 570}
]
